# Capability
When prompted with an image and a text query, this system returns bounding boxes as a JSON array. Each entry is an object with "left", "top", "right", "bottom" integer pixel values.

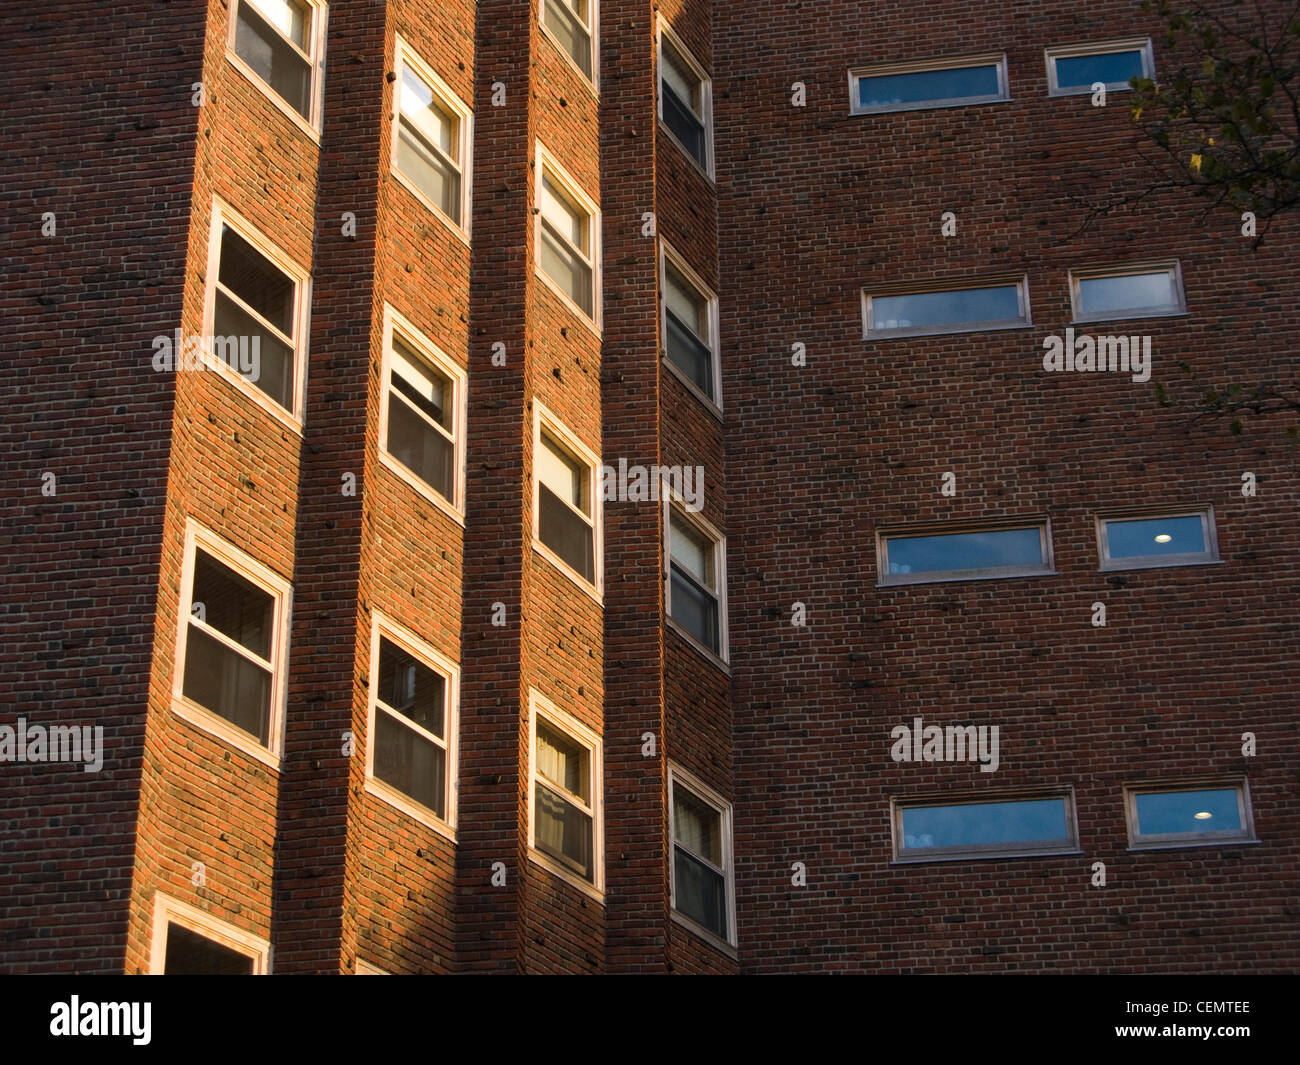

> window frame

[
  {"left": 355, "top": 959, "right": 390, "bottom": 974},
  {"left": 849, "top": 53, "right": 1010, "bottom": 116},
  {"left": 1069, "top": 261, "right": 1187, "bottom": 323},
  {"left": 202, "top": 198, "right": 312, "bottom": 431},
  {"left": 1123, "top": 779, "right": 1257, "bottom": 851},
  {"left": 171, "top": 519, "right": 292, "bottom": 769},
  {"left": 363, "top": 612, "right": 459, "bottom": 839},
  {"left": 668, "top": 764, "right": 737, "bottom": 950},
  {"left": 224, "top": 0, "right": 329, "bottom": 140},
  {"left": 378, "top": 304, "right": 468, "bottom": 522},
  {"left": 659, "top": 240, "right": 722, "bottom": 412},
  {"left": 876, "top": 517, "right": 1055, "bottom": 587},
  {"left": 1095, "top": 505, "right": 1220, "bottom": 572},
  {"left": 149, "top": 892, "right": 271, "bottom": 974},
  {"left": 663, "top": 488, "right": 729, "bottom": 666},
  {"left": 862, "top": 274, "right": 1031, "bottom": 339},
  {"left": 532, "top": 401, "right": 604, "bottom": 599},
  {"left": 527, "top": 689, "right": 605, "bottom": 899},
  {"left": 540, "top": 0, "right": 599, "bottom": 89},
  {"left": 390, "top": 35, "right": 474, "bottom": 241},
  {"left": 1045, "top": 37, "right": 1155, "bottom": 97},
  {"left": 890, "top": 787, "right": 1081, "bottom": 864},
  {"left": 656, "top": 19, "right": 715, "bottom": 179},
  {"left": 534, "top": 143, "right": 602, "bottom": 331}
]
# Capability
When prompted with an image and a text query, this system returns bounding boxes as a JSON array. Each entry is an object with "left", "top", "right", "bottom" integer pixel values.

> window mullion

[
  {"left": 188, "top": 616, "right": 274, "bottom": 670},
  {"left": 215, "top": 280, "right": 297, "bottom": 348}
]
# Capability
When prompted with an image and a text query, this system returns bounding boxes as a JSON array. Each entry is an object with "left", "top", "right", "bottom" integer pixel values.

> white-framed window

[
  {"left": 891, "top": 789, "right": 1081, "bottom": 863},
  {"left": 202, "top": 199, "right": 311, "bottom": 429},
  {"left": 391, "top": 36, "right": 473, "bottom": 236},
  {"left": 535, "top": 144, "right": 601, "bottom": 327},
  {"left": 1069, "top": 262, "right": 1186, "bottom": 322},
  {"left": 1124, "top": 780, "right": 1257, "bottom": 851},
  {"left": 660, "top": 242, "right": 721, "bottom": 408},
  {"left": 149, "top": 893, "right": 271, "bottom": 974},
  {"left": 863, "top": 275, "right": 1031, "bottom": 339},
  {"left": 877, "top": 519, "right": 1055, "bottom": 586},
  {"left": 540, "top": 0, "right": 597, "bottom": 85},
  {"left": 669, "top": 765, "right": 736, "bottom": 948},
  {"left": 355, "top": 959, "right": 390, "bottom": 974},
  {"left": 657, "top": 21, "right": 714, "bottom": 177},
  {"left": 364, "top": 613, "right": 458, "bottom": 837},
  {"left": 532, "top": 402, "right": 602, "bottom": 596},
  {"left": 378, "top": 305, "right": 467, "bottom": 520},
  {"left": 171, "top": 519, "right": 292, "bottom": 768},
  {"left": 226, "top": 0, "right": 328, "bottom": 137},
  {"left": 1046, "top": 38, "right": 1154, "bottom": 97},
  {"left": 528, "top": 690, "right": 604, "bottom": 896},
  {"left": 850, "top": 53, "right": 1009, "bottom": 115},
  {"left": 1096, "top": 506, "right": 1219, "bottom": 571},
  {"left": 665, "top": 496, "right": 728, "bottom": 662}
]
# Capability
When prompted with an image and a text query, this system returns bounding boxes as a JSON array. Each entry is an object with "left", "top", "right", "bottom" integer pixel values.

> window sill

[
  {"left": 1049, "top": 84, "right": 1137, "bottom": 98},
  {"left": 1127, "top": 838, "right": 1259, "bottom": 853},
  {"left": 891, "top": 847, "right": 1083, "bottom": 866},
  {"left": 170, "top": 697, "right": 281, "bottom": 772},
  {"left": 538, "top": 23, "right": 599, "bottom": 98},
  {"left": 378, "top": 450, "right": 466, "bottom": 528},
  {"left": 224, "top": 49, "right": 323, "bottom": 144},
  {"left": 850, "top": 95, "right": 1012, "bottom": 116},
  {"left": 528, "top": 848, "right": 605, "bottom": 903},
  {"left": 1070, "top": 310, "right": 1189, "bottom": 326},
  {"left": 865, "top": 320, "right": 1031, "bottom": 341},
  {"left": 656, "top": 119, "right": 715, "bottom": 184},
  {"left": 364, "top": 776, "right": 456, "bottom": 843},
  {"left": 671, "top": 910, "right": 738, "bottom": 959},
  {"left": 662, "top": 356, "right": 724, "bottom": 421},
  {"left": 389, "top": 167, "right": 472, "bottom": 248},
  {"left": 532, "top": 539, "right": 604, "bottom": 605},
  {"left": 536, "top": 268, "right": 603, "bottom": 339},
  {"left": 666, "top": 616, "right": 730, "bottom": 674},
  {"left": 1098, "top": 557, "right": 1222, "bottom": 573},
  {"left": 877, "top": 568, "right": 1057, "bottom": 588},
  {"left": 195, "top": 354, "right": 304, "bottom": 436}
]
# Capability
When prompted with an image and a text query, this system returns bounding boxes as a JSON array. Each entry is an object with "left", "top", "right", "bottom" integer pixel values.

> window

[
  {"left": 364, "top": 615, "right": 458, "bottom": 833},
  {"left": 1097, "top": 507, "right": 1218, "bottom": 571},
  {"left": 666, "top": 500, "right": 727, "bottom": 660},
  {"left": 1070, "top": 262, "right": 1185, "bottom": 322},
  {"left": 533, "top": 404, "right": 602, "bottom": 592},
  {"left": 863, "top": 276, "right": 1030, "bottom": 338},
  {"left": 661, "top": 244, "right": 720, "bottom": 405},
  {"left": 172, "top": 521, "right": 291, "bottom": 765},
  {"left": 850, "top": 54, "right": 1009, "bottom": 114},
  {"left": 541, "top": 0, "right": 596, "bottom": 82},
  {"left": 149, "top": 894, "right": 270, "bottom": 974},
  {"left": 1125, "top": 781, "right": 1256, "bottom": 850},
  {"left": 204, "top": 200, "right": 310, "bottom": 425},
  {"left": 529, "top": 692, "right": 603, "bottom": 894},
  {"left": 379, "top": 307, "right": 466, "bottom": 515},
  {"left": 892, "top": 791, "right": 1079, "bottom": 862},
  {"left": 355, "top": 960, "right": 389, "bottom": 975},
  {"left": 658, "top": 23, "right": 713, "bottom": 175},
  {"left": 1046, "top": 38, "right": 1154, "bottom": 96},
  {"left": 392, "top": 38, "right": 473, "bottom": 232},
  {"left": 228, "top": 0, "right": 327, "bottom": 134},
  {"left": 669, "top": 767, "right": 736, "bottom": 946},
  {"left": 535, "top": 148, "right": 600, "bottom": 323},
  {"left": 877, "top": 521, "right": 1054, "bottom": 586}
]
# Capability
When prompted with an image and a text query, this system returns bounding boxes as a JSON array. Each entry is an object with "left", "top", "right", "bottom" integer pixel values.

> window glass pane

[
  {"left": 871, "top": 285, "right": 1021, "bottom": 332},
  {"left": 858, "top": 64, "right": 1000, "bottom": 109},
  {"left": 213, "top": 291, "right": 296, "bottom": 410},
  {"left": 663, "top": 89, "right": 707, "bottom": 163},
  {"left": 387, "top": 396, "right": 454, "bottom": 498},
  {"left": 538, "top": 435, "right": 583, "bottom": 509},
  {"left": 665, "top": 267, "right": 707, "bottom": 340},
  {"left": 1105, "top": 514, "right": 1206, "bottom": 559},
  {"left": 1134, "top": 789, "right": 1241, "bottom": 836},
  {"left": 164, "top": 924, "right": 256, "bottom": 975},
  {"left": 886, "top": 527, "right": 1043, "bottom": 577},
  {"left": 399, "top": 67, "right": 455, "bottom": 156},
  {"left": 235, "top": 1, "right": 311, "bottom": 117},
  {"left": 182, "top": 626, "right": 273, "bottom": 743},
  {"left": 540, "top": 176, "right": 585, "bottom": 249},
  {"left": 670, "top": 568, "right": 720, "bottom": 651},
  {"left": 375, "top": 707, "right": 446, "bottom": 816},
  {"left": 540, "top": 228, "right": 593, "bottom": 312},
  {"left": 901, "top": 798, "right": 1070, "bottom": 850},
  {"left": 674, "top": 847, "right": 727, "bottom": 937},
  {"left": 192, "top": 551, "right": 274, "bottom": 658},
  {"left": 539, "top": 485, "right": 594, "bottom": 580},
  {"left": 670, "top": 516, "right": 712, "bottom": 586},
  {"left": 396, "top": 124, "right": 460, "bottom": 220},
  {"left": 543, "top": 0, "right": 592, "bottom": 77},
  {"left": 536, "top": 719, "right": 589, "bottom": 802},
  {"left": 1054, "top": 49, "right": 1144, "bottom": 89},
  {"left": 661, "top": 46, "right": 700, "bottom": 113},
  {"left": 674, "top": 788, "right": 722, "bottom": 865},
  {"left": 535, "top": 783, "right": 594, "bottom": 878},
  {"left": 1077, "top": 272, "right": 1177, "bottom": 316},
  {"left": 219, "top": 226, "right": 295, "bottom": 336},
  {"left": 246, "top": 0, "right": 308, "bottom": 49},
  {"left": 665, "top": 312, "right": 714, "bottom": 397},
  {"left": 376, "top": 638, "right": 445, "bottom": 737},
  {"left": 390, "top": 337, "right": 450, "bottom": 429}
]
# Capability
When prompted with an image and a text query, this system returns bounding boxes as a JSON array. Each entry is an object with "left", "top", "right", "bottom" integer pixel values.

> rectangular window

[
  {"left": 1070, "top": 262, "right": 1185, "bottom": 322},
  {"left": 1046, "top": 39, "right": 1154, "bottom": 96},
  {"left": 149, "top": 894, "right": 270, "bottom": 975},
  {"left": 542, "top": 0, "right": 595, "bottom": 82},
  {"left": 661, "top": 245, "right": 720, "bottom": 405},
  {"left": 670, "top": 767, "right": 735, "bottom": 946},
  {"left": 536, "top": 148, "right": 600, "bottom": 323},
  {"left": 173, "top": 521, "right": 291, "bottom": 764},
  {"left": 666, "top": 501, "right": 727, "bottom": 660},
  {"left": 877, "top": 521, "right": 1053, "bottom": 586},
  {"left": 228, "top": 0, "right": 327, "bottom": 133},
  {"left": 529, "top": 692, "right": 603, "bottom": 894},
  {"left": 658, "top": 24, "right": 713, "bottom": 175},
  {"left": 850, "top": 54, "right": 1009, "bottom": 114},
  {"left": 365, "top": 615, "right": 458, "bottom": 832},
  {"left": 392, "top": 39, "right": 472, "bottom": 231},
  {"left": 1125, "top": 782, "right": 1255, "bottom": 849},
  {"left": 893, "top": 792, "right": 1079, "bottom": 862},
  {"left": 863, "top": 276, "right": 1030, "bottom": 338},
  {"left": 379, "top": 307, "right": 466, "bottom": 515},
  {"left": 533, "top": 405, "right": 601, "bottom": 592},
  {"left": 1097, "top": 507, "right": 1218, "bottom": 570}
]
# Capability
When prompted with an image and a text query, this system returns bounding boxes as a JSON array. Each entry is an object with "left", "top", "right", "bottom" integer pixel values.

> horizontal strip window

[
  {"left": 878, "top": 521, "right": 1053, "bottom": 586},
  {"left": 1070, "top": 262, "right": 1185, "bottom": 322},
  {"left": 1046, "top": 38, "right": 1154, "bottom": 96},
  {"left": 1097, "top": 507, "right": 1218, "bottom": 570},
  {"left": 1125, "top": 781, "right": 1255, "bottom": 849},
  {"left": 850, "top": 54, "right": 1008, "bottom": 115},
  {"left": 863, "top": 276, "right": 1029, "bottom": 338},
  {"left": 894, "top": 792, "right": 1078, "bottom": 862}
]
